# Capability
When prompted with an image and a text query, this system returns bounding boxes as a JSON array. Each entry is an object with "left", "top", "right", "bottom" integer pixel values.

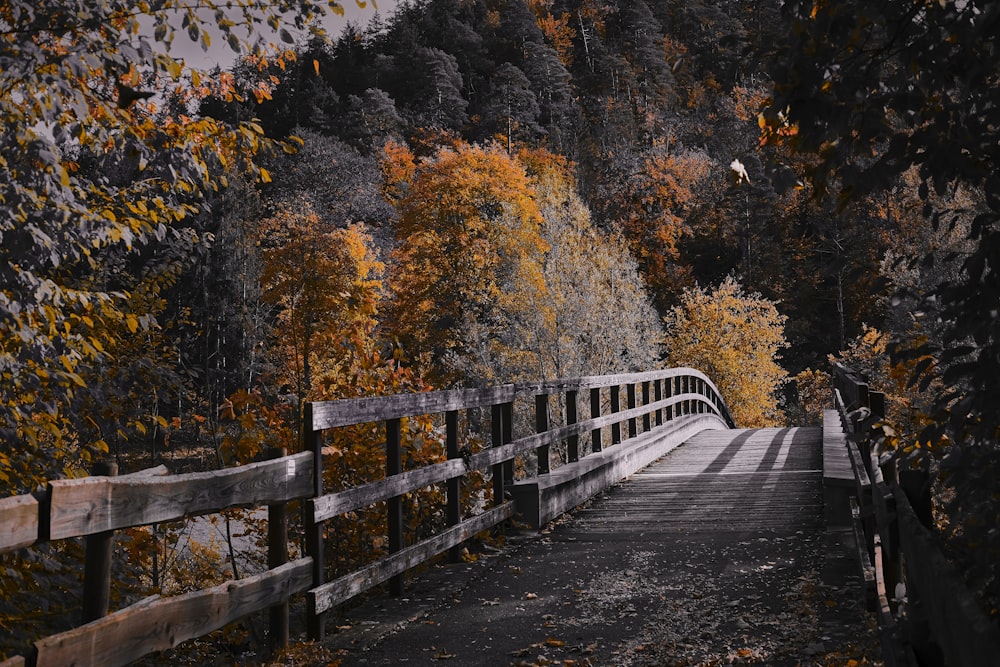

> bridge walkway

[{"left": 324, "top": 427, "right": 879, "bottom": 666}]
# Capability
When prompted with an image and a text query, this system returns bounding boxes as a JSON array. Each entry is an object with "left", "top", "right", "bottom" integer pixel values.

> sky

[{"left": 164, "top": 1, "right": 393, "bottom": 71}]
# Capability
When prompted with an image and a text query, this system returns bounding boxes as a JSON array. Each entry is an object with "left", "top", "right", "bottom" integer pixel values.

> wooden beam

[
  {"left": 33, "top": 559, "right": 312, "bottom": 667},
  {"left": 306, "top": 369, "right": 733, "bottom": 432},
  {"left": 310, "top": 504, "right": 515, "bottom": 615},
  {"left": 47, "top": 452, "right": 314, "bottom": 540},
  {"left": 309, "top": 385, "right": 517, "bottom": 430},
  {"left": 0, "top": 493, "right": 39, "bottom": 554}
]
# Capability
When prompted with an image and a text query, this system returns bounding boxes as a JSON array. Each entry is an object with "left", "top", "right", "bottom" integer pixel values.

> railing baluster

[
  {"left": 610, "top": 385, "right": 621, "bottom": 445},
  {"left": 566, "top": 390, "right": 579, "bottom": 463},
  {"left": 590, "top": 388, "right": 602, "bottom": 453},
  {"left": 305, "top": 403, "right": 325, "bottom": 641},
  {"left": 654, "top": 379, "right": 663, "bottom": 426},
  {"left": 266, "top": 447, "right": 289, "bottom": 651},
  {"left": 642, "top": 381, "right": 651, "bottom": 432},
  {"left": 535, "top": 394, "right": 550, "bottom": 475},
  {"left": 491, "top": 404, "right": 505, "bottom": 507},
  {"left": 82, "top": 460, "right": 117, "bottom": 624},
  {"left": 386, "top": 417, "right": 403, "bottom": 596},
  {"left": 627, "top": 383, "right": 637, "bottom": 438},
  {"left": 446, "top": 410, "right": 461, "bottom": 563},
  {"left": 502, "top": 401, "right": 514, "bottom": 485}
]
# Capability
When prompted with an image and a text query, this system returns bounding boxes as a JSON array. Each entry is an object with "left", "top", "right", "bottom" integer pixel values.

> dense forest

[{"left": 2, "top": 0, "right": 998, "bottom": 660}]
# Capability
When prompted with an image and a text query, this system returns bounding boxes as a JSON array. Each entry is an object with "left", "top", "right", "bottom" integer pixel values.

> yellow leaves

[{"left": 665, "top": 277, "right": 789, "bottom": 427}]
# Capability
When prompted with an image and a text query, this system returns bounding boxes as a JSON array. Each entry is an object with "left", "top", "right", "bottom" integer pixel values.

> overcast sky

[{"left": 164, "top": 2, "right": 391, "bottom": 71}]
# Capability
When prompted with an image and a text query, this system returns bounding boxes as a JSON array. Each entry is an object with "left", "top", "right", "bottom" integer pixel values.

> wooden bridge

[{"left": 2, "top": 367, "right": 999, "bottom": 666}]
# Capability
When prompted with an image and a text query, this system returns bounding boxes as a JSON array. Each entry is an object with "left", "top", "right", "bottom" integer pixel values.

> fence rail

[
  {"left": 0, "top": 367, "right": 733, "bottom": 665},
  {"left": 831, "top": 362, "right": 1000, "bottom": 667}
]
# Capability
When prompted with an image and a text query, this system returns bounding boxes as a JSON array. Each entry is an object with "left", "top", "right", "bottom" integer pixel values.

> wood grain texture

[
  {"left": 47, "top": 452, "right": 314, "bottom": 539},
  {"left": 33, "top": 559, "right": 312, "bottom": 667},
  {"left": 0, "top": 655, "right": 25, "bottom": 667},
  {"left": 310, "top": 385, "right": 518, "bottom": 430},
  {"left": 0, "top": 493, "right": 38, "bottom": 553},
  {"left": 310, "top": 503, "right": 515, "bottom": 614}
]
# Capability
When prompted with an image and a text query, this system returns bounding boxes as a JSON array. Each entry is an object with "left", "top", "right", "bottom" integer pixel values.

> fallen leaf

[
  {"left": 525, "top": 592, "right": 538, "bottom": 600},
  {"left": 432, "top": 648, "right": 456, "bottom": 660},
  {"left": 545, "top": 637, "right": 566, "bottom": 647}
]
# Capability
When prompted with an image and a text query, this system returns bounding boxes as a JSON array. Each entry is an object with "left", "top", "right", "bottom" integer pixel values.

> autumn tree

[
  {"left": 0, "top": 0, "right": 344, "bottom": 493},
  {"left": 259, "top": 202, "right": 383, "bottom": 406},
  {"left": 523, "top": 149, "right": 663, "bottom": 378},
  {"left": 386, "top": 142, "right": 550, "bottom": 385},
  {"left": 664, "top": 277, "right": 789, "bottom": 428}
]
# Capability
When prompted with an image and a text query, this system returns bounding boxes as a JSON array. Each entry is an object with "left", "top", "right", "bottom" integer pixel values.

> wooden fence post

[
  {"left": 654, "top": 379, "right": 663, "bottom": 426},
  {"left": 626, "top": 383, "right": 637, "bottom": 438},
  {"left": 642, "top": 381, "right": 651, "bottom": 432},
  {"left": 386, "top": 418, "right": 404, "bottom": 596},
  {"left": 304, "top": 403, "right": 326, "bottom": 641},
  {"left": 265, "top": 447, "right": 289, "bottom": 652},
  {"left": 566, "top": 390, "right": 579, "bottom": 463},
  {"left": 82, "top": 460, "right": 117, "bottom": 624},
  {"left": 590, "top": 388, "right": 602, "bottom": 454},
  {"left": 446, "top": 410, "right": 462, "bottom": 563},
  {"left": 535, "top": 394, "right": 550, "bottom": 475},
  {"left": 491, "top": 404, "right": 505, "bottom": 507},
  {"left": 610, "top": 385, "right": 621, "bottom": 445},
  {"left": 502, "top": 402, "right": 514, "bottom": 487}
]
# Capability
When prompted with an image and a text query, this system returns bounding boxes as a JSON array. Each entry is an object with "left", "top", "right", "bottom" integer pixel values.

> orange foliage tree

[
  {"left": 664, "top": 277, "right": 789, "bottom": 428},
  {"left": 387, "top": 142, "right": 551, "bottom": 385}
]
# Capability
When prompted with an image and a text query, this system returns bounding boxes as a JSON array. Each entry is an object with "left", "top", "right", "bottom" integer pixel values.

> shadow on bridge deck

[{"left": 323, "top": 427, "right": 880, "bottom": 666}]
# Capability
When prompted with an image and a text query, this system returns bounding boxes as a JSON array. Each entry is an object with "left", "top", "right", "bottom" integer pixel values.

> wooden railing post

[
  {"left": 642, "top": 381, "right": 651, "bottom": 432},
  {"left": 610, "top": 385, "right": 621, "bottom": 445},
  {"left": 491, "top": 404, "right": 505, "bottom": 506},
  {"left": 265, "top": 447, "right": 289, "bottom": 652},
  {"left": 654, "top": 379, "right": 663, "bottom": 426},
  {"left": 626, "top": 383, "right": 637, "bottom": 438},
  {"left": 590, "top": 388, "right": 602, "bottom": 453},
  {"left": 566, "top": 390, "right": 579, "bottom": 463},
  {"left": 386, "top": 417, "right": 403, "bottom": 595},
  {"left": 502, "top": 401, "right": 514, "bottom": 486},
  {"left": 535, "top": 394, "right": 550, "bottom": 475},
  {"left": 82, "top": 460, "right": 117, "bottom": 624},
  {"left": 446, "top": 410, "right": 462, "bottom": 563},
  {"left": 304, "top": 403, "right": 326, "bottom": 641}
]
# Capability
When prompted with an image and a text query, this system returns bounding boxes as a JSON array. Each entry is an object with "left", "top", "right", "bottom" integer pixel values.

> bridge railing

[
  {"left": 301, "top": 367, "right": 733, "bottom": 638},
  {"left": 831, "top": 362, "right": 1000, "bottom": 667},
  {"left": 0, "top": 368, "right": 733, "bottom": 666}
]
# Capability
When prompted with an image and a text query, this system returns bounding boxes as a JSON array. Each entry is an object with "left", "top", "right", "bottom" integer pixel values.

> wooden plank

[
  {"left": 48, "top": 452, "right": 314, "bottom": 540},
  {"left": 310, "top": 385, "right": 517, "bottom": 430},
  {"left": 34, "top": 559, "right": 312, "bottom": 667},
  {"left": 894, "top": 488, "right": 1000, "bottom": 666},
  {"left": 311, "top": 395, "right": 730, "bottom": 523},
  {"left": 0, "top": 656, "right": 25, "bottom": 667},
  {"left": 0, "top": 494, "right": 39, "bottom": 553},
  {"left": 310, "top": 503, "right": 515, "bottom": 614}
]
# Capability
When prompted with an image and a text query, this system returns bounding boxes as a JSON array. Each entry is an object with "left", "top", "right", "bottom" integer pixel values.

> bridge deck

[{"left": 325, "top": 427, "right": 879, "bottom": 666}]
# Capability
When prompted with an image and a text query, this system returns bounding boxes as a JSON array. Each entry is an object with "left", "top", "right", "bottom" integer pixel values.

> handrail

[
  {"left": 301, "top": 367, "right": 734, "bottom": 638},
  {"left": 0, "top": 367, "right": 734, "bottom": 665},
  {"left": 831, "top": 364, "right": 1000, "bottom": 667}
]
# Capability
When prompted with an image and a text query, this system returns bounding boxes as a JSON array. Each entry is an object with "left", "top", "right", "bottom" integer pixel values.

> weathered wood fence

[
  {"left": 0, "top": 368, "right": 733, "bottom": 666},
  {"left": 831, "top": 362, "right": 1000, "bottom": 667}
]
